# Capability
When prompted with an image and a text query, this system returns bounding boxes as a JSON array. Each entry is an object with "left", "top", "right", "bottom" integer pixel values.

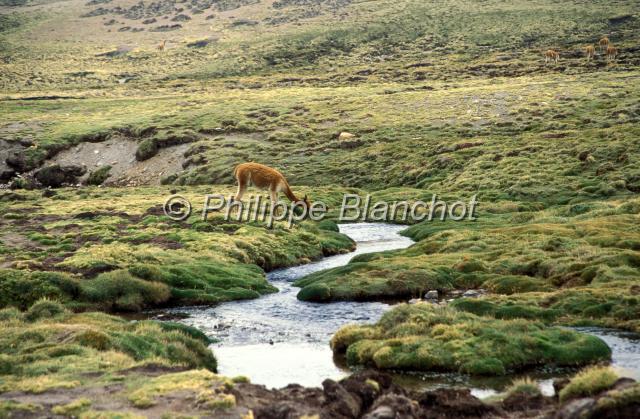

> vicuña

[{"left": 233, "top": 162, "right": 310, "bottom": 210}]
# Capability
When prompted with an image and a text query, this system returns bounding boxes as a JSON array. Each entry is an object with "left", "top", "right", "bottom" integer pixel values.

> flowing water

[{"left": 167, "top": 222, "right": 640, "bottom": 396}]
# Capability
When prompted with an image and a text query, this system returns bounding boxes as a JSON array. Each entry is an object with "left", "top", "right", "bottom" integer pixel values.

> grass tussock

[
  {"left": 0, "top": 307, "right": 217, "bottom": 394},
  {"left": 331, "top": 304, "right": 611, "bottom": 375},
  {"left": 559, "top": 366, "right": 619, "bottom": 402}
]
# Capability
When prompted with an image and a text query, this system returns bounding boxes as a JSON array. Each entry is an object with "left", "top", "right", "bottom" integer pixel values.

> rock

[
  {"left": 418, "top": 387, "right": 496, "bottom": 417},
  {"left": 0, "top": 167, "right": 15, "bottom": 182},
  {"left": 408, "top": 298, "right": 422, "bottom": 304},
  {"left": 367, "top": 394, "right": 419, "bottom": 419},
  {"left": 363, "top": 405, "right": 394, "bottom": 419},
  {"left": 338, "top": 132, "right": 356, "bottom": 141},
  {"left": 462, "top": 289, "right": 481, "bottom": 298},
  {"left": 340, "top": 371, "right": 392, "bottom": 410},
  {"left": 35, "top": 164, "right": 86, "bottom": 188},
  {"left": 555, "top": 398, "right": 595, "bottom": 419},
  {"left": 424, "top": 290, "right": 438, "bottom": 300},
  {"left": 611, "top": 377, "right": 636, "bottom": 391},
  {"left": 553, "top": 377, "right": 571, "bottom": 395},
  {"left": 322, "top": 379, "right": 362, "bottom": 418},
  {"left": 41, "top": 189, "right": 56, "bottom": 198},
  {"left": 5, "top": 152, "right": 30, "bottom": 172}
]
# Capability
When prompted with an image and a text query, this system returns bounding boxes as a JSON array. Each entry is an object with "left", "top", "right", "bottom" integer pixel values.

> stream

[{"left": 167, "top": 223, "right": 640, "bottom": 397}]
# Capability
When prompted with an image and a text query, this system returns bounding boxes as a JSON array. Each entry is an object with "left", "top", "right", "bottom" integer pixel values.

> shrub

[
  {"left": 559, "top": 366, "right": 619, "bottom": 402},
  {"left": 25, "top": 299, "right": 68, "bottom": 322},
  {"left": 86, "top": 165, "right": 111, "bottom": 185},
  {"left": 318, "top": 219, "right": 339, "bottom": 232},
  {"left": 297, "top": 283, "right": 331, "bottom": 301},
  {"left": 484, "top": 276, "right": 552, "bottom": 295},
  {"left": 80, "top": 270, "right": 170, "bottom": 311},
  {"left": 135, "top": 139, "right": 158, "bottom": 161},
  {"left": 0, "top": 307, "right": 23, "bottom": 322},
  {"left": 506, "top": 377, "right": 542, "bottom": 397},
  {"left": 0, "top": 269, "right": 80, "bottom": 310}
]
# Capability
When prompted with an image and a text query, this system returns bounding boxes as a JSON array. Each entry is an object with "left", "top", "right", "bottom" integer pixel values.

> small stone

[
  {"left": 338, "top": 132, "right": 356, "bottom": 141},
  {"left": 462, "top": 289, "right": 481, "bottom": 298},
  {"left": 408, "top": 298, "right": 421, "bottom": 304},
  {"left": 424, "top": 290, "right": 438, "bottom": 300},
  {"left": 364, "top": 405, "right": 394, "bottom": 419}
]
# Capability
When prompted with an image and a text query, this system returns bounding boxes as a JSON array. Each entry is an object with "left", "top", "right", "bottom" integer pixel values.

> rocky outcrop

[
  {"left": 34, "top": 164, "right": 86, "bottom": 187},
  {"left": 233, "top": 371, "right": 501, "bottom": 419}
]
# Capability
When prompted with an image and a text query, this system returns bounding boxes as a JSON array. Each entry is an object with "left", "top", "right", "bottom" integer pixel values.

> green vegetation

[
  {"left": 87, "top": 165, "right": 111, "bottom": 186},
  {"left": 0, "top": 0, "right": 639, "bottom": 414},
  {"left": 0, "top": 186, "right": 355, "bottom": 312},
  {"left": 505, "top": 377, "right": 542, "bottom": 398},
  {"left": 0, "top": 304, "right": 216, "bottom": 394},
  {"left": 331, "top": 304, "right": 611, "bottom": 375},
  {"left": 559, "top": 366, "right": 619, "bottom": 402}
]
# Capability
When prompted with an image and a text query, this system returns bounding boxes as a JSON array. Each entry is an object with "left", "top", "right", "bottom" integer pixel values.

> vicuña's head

[{"left": 300, "top": 194, "right": 310, "bottom": 208}]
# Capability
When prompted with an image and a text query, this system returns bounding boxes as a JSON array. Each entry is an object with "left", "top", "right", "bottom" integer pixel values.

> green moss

[
  {"left": 81, "top": 270, "right": 171, "bottom": 312},
  {"left": 333, "top": 304, "right": 611, "bottom": 375},
  {"left": 0, "top": 269, "right": 80, "bottom": 310}
]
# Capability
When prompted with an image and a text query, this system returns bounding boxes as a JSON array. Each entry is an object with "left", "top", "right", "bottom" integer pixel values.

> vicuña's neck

[{"left": 282, "top": 184, "right": 298, "bottom": 202}]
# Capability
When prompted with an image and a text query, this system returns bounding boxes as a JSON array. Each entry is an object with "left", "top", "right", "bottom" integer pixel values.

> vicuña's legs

[{"left": 234, "top": 183, "right": 246, "bottom": 202}]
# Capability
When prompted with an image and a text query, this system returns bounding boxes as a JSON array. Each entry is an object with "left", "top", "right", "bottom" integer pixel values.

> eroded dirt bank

[{"left": 2, "top": 367, "right": 638, "bottom": 418}]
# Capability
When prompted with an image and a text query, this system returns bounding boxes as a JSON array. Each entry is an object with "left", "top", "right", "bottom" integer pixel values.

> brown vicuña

[
  {"left": 585, "top": 45, "right": 596, "bottom": 60},
  {"left": 544, "top": 49, "right": 559, "bottom": 64},
  {"left": 157, "top": 40, "right": 166, "bottom": 51},
  {"left": 606, "top": 45, "right": 618, "bottom": 61},
  {"left": 233, "top": 162, "right": 310, "bottom": 209},
  {"left": 599, "top": 36, "right": 609, "bottom": 51}
]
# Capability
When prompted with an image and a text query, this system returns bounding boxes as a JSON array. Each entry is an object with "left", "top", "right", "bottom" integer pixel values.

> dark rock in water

[
  {"left": 553, "top": 377, "right": 571, "bottom": 395},
  {"left": 142, "top": 18, "right": 157, "bottom": 24},
  {"left": 35, "top": 164, "right": 86, "bottom": 188}
]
